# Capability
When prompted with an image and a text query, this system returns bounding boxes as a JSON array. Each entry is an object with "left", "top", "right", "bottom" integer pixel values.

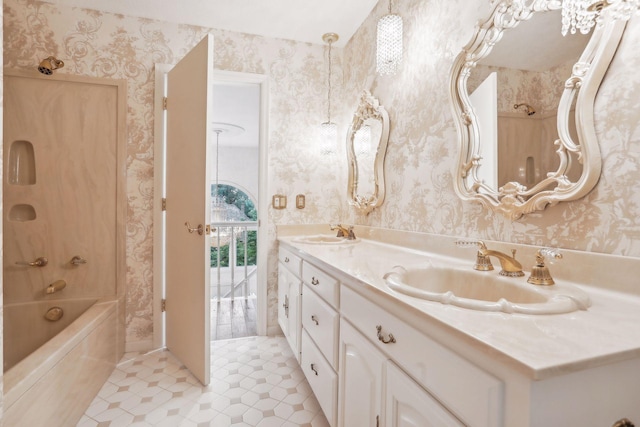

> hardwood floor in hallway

[{"left": 211, "top": 297, "right": 257, "bottom": 341}]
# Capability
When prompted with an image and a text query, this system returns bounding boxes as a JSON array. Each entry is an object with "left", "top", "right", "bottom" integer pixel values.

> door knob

[{"left": 185, "top": 222, "right": 204, "bottom": 235}]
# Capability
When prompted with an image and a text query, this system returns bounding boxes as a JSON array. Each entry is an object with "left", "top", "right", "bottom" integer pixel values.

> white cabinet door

[
  {"left": 338, "top": 319, "right": 386, "bottom": 427},
  {"left": 278, "top": 264, "right": 301, "bottom": 360},
  {"left": 278, "top": 264, "right": 290, "bottom": 337},
  {"left": 385, "top": 361, "right": 464, "bottom": 427}
]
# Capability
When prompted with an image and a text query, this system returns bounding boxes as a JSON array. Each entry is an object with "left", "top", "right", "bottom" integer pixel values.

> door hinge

[
  {"left": 161, "top": 299, "right": 166, "bottom": 312},
  {"left": 161, "top": 198, "right": 167, "bottom": 211},
  {"left": 163, "top": 97, "right": 168, "bottom": 110}
]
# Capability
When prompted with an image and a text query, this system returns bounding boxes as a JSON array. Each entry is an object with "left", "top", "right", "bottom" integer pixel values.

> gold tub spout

[{"left": 45, "top": 279, "right": 66, "bottom": 294}]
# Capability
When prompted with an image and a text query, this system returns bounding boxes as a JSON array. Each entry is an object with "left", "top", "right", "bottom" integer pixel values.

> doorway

[{"left": 153, "top": 65, "right": 269, "bottom": 349}]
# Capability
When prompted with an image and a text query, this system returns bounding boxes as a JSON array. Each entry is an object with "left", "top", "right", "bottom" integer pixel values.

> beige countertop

[{"left": 278, "top": 227, "right": 640, "bottom": 381}]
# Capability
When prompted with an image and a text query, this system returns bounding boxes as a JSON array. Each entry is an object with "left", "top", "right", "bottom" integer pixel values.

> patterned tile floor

[{"left": 77, "top": 336, "right": 329, "bottom": 427}]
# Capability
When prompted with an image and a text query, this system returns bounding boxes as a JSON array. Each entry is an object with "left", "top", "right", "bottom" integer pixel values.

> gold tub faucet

[{"left": 46, "top": 279, "right": 67, "bottom": 294}]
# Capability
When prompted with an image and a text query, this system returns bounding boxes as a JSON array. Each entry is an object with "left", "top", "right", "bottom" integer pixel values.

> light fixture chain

[{"left": 327, "top": 39, "right": 332, "bottom": 123}]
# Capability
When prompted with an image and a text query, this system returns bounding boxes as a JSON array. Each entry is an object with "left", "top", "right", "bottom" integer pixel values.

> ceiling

[
  {"left": 479, "top": 9, "right": 591, "bottom": 72},
  {"left": 43, "top": 0, "right": 380, "bottom": 47}
]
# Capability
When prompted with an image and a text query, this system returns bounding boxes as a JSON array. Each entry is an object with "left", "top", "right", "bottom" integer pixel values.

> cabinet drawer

[
  {"left": 279, "top": 246, "right": 302, "bottom": 277},
  {"left": 302, "top": 261, "right": 339, "bottom": 308},
  {"left": 301, "top": 330, "right": 337, "bottom": 427},
  {"left": 341, "top": 285, "right": 503, "bottom": 427},
  {"left": 302, "top": 285, "right": 339, "bottom": 369}
]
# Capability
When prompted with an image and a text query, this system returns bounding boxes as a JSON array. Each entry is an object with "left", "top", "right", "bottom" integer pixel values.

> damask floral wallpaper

[
  {"left": 3, "top": 0, "right": 640, "bottom": 352},
  {"left": 342, "top": 0, "right": 640, "bottom": 255},
  {"left": 3, "top": 0, "right": 344, "bottom": 345}
]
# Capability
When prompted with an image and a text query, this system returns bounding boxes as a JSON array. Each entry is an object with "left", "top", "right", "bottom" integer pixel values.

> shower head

[
  {"left": 38, "top": 56, "right": 64, "bottom": 75},
  {"left": 514, "top": 103, "right": 535, "bottom": 116}
]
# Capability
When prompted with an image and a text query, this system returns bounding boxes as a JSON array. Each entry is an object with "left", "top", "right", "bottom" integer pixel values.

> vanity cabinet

[
  {"left": 300, "top": 260, "right": 340, "bottom": 426},
  {"left": 279, "top": 239, "right": 640, "bottom": 427},
  {"left": 277, "top": 247, "right": 302, "bottom": 361},
  {"left": 339, "top": 318, "right": 466, "bottom": 427},
  {"left": 338, "top": 319, "right": 385, "bottom": 427}
]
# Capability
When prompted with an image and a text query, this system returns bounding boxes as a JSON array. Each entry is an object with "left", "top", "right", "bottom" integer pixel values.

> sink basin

[
  {"left": 383, "top": 264, "right": 591, "bottom": 315},
  {"left": 292, "top": 235, "right": 360, "bottom": 245}
]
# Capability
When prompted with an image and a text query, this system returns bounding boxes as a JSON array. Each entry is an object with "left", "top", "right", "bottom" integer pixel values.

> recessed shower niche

[
  {"left": 9, "top": 204, "right": 36, "bottom": 222},
  {"left": 8, "top": 140, "right": 36, "bottom": 185},
  {"left": 7, "top": 140, "right": 37, "bottom": 222}
]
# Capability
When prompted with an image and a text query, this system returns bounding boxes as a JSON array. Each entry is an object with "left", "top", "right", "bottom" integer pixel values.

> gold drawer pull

[
  {"left": 311, "top": 277, "right": 320, "bottom": 286},
  {"left": 310, "top": 363, "right": 319, "bottom": 375},
  {"left": 376, "top": 325, "right": 396, "bottom": 344},
  {"left": 613, "top": 419, "right": 635, "bottom": 427},
  {"left": 311, "top": 315, "right": 319, "bottom": 325}
]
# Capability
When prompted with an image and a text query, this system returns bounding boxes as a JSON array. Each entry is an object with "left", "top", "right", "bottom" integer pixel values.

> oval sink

[
  {"left": 292, "top": 235, "right": 360, "bottom": 245},
  {"left": 383, "top": 264, "right": 591, "bottom": 315}
]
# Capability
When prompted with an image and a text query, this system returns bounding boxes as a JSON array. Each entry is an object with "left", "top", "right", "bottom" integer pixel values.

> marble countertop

[{"left": 278, "top": 230, "right": 640, "bottom": 381}]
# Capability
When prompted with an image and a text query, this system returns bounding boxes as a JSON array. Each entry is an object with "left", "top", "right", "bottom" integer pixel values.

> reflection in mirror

[
  {"left": 450, "top": 1, "right": 629, "bottom": 219},
  {"left": 466, "top": 8, "right": 589, "bottom": 191},
  {"left": 347, "top": 91, "right": 389, "bottom": 215}
]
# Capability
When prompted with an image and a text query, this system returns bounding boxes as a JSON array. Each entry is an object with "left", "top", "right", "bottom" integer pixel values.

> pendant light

[
  {"left": 376, "top": 0, "right": 403, "bottom": 76},
  {"left": 320, "top": 32, "right": 339, "bottom": 155},
  {"left": 211, "top": 123, "right": 244, "bottom": 247}
]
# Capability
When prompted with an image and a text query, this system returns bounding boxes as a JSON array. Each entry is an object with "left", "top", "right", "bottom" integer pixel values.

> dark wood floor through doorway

[{"left": 211, "top": 297, "right": 257, "bottom": 341}]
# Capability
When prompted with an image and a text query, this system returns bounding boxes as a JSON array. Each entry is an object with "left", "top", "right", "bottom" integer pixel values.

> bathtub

[{"left": 3, "top": 297, "right": 122, "bottom": 426}]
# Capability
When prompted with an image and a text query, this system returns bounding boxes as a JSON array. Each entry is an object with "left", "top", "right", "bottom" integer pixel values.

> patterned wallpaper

[
  {"left": 3, "top": 0, "right": 640, "bottom": 348},
  {"left": 467, "top": 61, "right": 574, "bottom": 114},
  {"left": 342, "top": 1, "right": 640, "bottom": 257},
  {"left": 3, "top": 0, "right": 345, "bottom": 344}
]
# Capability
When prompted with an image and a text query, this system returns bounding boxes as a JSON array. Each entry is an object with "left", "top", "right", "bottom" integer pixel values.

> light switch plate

[
  {"left": 296, "top": 194, "right": 305, "bottom": 209},
  {"left": 272, "top": 194, "right": 287, "bottom": 209}
]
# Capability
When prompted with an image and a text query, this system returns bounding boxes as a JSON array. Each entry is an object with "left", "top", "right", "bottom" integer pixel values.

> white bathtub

[{"left": 3, "top": 297, "right": 121, "bottom": 426}]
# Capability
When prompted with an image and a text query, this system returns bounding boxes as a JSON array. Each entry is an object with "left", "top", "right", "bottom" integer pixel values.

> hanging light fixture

[
  {"left": 211, "top": 123, "right": 245, "bottom": 247},
  {"left": 320, "top": 32, "right": 339, "bottom": 155},
  {"left": 561, "top": 0, "right": 640, "bottom": 36},
  {"left": 376, "top": 0, "right": 403, "bottom": 76}
]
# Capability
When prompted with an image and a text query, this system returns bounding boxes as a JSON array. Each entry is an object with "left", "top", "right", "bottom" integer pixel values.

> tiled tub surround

[
  {"left": 278, "top": 225, "right": 640, "bottom": 426},
  {"left": 3, "top": 297, "right": 123, "bottom": 426}
]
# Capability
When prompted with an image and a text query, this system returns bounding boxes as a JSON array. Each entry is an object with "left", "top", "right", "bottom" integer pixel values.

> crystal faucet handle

[{"left": 538, "top": 247, "right": 563, "bottom": 262}]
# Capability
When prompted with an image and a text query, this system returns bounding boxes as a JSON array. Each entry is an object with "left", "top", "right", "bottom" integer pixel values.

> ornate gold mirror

[
  {"left": 347, "top": 91, "right": 390, "bottom": 215},
  {"left": 450, "top": 1, "right": 628, "bottom": 219}
]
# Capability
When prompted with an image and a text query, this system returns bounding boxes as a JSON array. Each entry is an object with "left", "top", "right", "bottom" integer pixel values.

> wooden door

[{"left": 165, "top": 34, "right": 213, "bottom": 386}]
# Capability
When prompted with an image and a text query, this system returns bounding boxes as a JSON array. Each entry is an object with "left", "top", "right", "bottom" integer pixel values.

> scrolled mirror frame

[
  {"left": 347, "top": 90, "right": 390, "bottom": 215},
  {"left": 449, "top": 0, "right": 628, "bottom": 220}
]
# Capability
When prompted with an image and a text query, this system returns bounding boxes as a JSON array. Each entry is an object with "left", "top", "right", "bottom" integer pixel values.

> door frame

[{"left": 153, "top": 66, "right": 269, "bottom": 349}]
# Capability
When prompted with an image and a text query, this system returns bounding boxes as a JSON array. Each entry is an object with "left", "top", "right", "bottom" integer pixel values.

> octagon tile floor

[{"left": 77, "top": 336, "right": 330, "bottom": 426}]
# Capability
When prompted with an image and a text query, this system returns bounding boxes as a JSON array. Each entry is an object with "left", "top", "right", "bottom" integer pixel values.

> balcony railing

[{"left": 210, "top": 221, "right": 258, "bottom": 301}]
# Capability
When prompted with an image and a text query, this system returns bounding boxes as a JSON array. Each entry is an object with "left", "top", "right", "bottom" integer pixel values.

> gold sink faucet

[
  {"left": 330, "top": 224, "right": 356, "bottom": 240},
  {"left": 528, "top": 248, "right": 562, "bottom": 286},
  {"left": 479, "top": 247, "right": 524, "bottom": 277}
]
